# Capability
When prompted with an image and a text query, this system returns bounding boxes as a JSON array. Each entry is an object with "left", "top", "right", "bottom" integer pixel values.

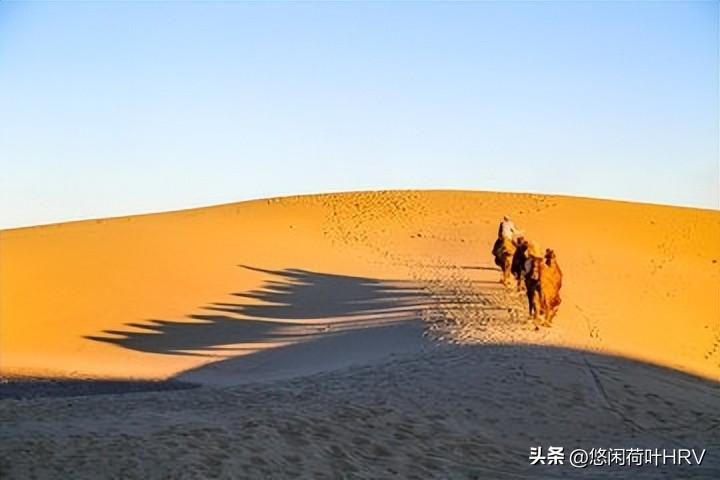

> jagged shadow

[{"left": 85, "top": 266, "right": 444, "bottom": 360}]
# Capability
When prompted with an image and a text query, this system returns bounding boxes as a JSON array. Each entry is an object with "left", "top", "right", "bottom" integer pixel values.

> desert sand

[{"left": 1, "top": 190, "right": 718, "bottom": 478}]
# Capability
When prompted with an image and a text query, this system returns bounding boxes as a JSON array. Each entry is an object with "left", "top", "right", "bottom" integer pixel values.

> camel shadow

[{"left": 85, "top": 266, "right": 447, "bottom": 383}]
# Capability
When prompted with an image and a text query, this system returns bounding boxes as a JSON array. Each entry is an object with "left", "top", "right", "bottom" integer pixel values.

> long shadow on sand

[
  {"left": 83, "top": 266, "right": 473, "bottom": 385},
  {"left": 4, "top": 262, "right": 720, "bottom": 477},
  {"left": 85, "top": 266, "right": 437, "bottom": 357}
]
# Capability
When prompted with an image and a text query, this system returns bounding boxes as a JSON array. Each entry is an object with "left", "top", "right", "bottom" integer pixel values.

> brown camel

[
  {"left": 492, "top": 237, "right": 516, "bottom": 286},
  {"left": 524, "top": 246, "right": 563, "bottom": 328},
  {"left": 538, "top": 248, "right": 563, "bottom": 326},
  {"left": 511, "top": 237, "right": 529, "bottom": 292},
  {"left": 524, "top": 253, "right": 543, "bottom": 325}
]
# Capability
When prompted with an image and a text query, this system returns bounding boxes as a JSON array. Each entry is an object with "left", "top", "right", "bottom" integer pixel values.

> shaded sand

[
  {"left": 0, "top": 378, "right": 197, "bottom": 400},
  {"left": 1, "top": 191, "right": 718, "bottom": 478},
  {"left": 1, "top": 346, "right": 718, "bottom": 478}
]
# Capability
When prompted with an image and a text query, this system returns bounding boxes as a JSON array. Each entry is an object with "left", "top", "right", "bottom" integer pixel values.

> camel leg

[
  {"left": 529, "top": 292, "right": 542, "bottom": 330},
  {"left": 542, "top": 306, "right": 551, "bottom": 326},
  {"left": 502, "top": 261, "right": 511, "bottom": 286},
  {"left": 546, "top": 306, "right": 559, "bottom": 325},
  {"left": 537, "top": 299, "right": 547, "bottom": 326},
  {"left": 527, "top": 288, "right": 538, "bottom": 317},
  {"left": 498, "top": 258, "right": 507, "bottom": 284}
]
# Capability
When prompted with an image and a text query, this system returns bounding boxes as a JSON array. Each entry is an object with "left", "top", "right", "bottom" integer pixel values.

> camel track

[{"left": 312, "top": 191, "right": 557, "bottom": 347}]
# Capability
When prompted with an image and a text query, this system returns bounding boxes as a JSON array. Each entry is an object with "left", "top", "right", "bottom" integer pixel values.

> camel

[
  {"left": 524, "top": 254, "right": 542, "bottom": 325},
  {"left": 538, "top": 248, "right": 562, "bottom": 325},
  {"left": 492, "top": 237, "right": 516, "bottom": 287},
  {"left": 524, "top": 246, "right": 563, "bottom": 327},
  {"left": 510, "top": 237, "right": 529, "bottom": 292}
]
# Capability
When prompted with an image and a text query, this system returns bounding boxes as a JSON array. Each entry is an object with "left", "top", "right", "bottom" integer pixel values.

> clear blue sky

[{"left": 1, "top": 1, "right": 717, "bottom": 228}]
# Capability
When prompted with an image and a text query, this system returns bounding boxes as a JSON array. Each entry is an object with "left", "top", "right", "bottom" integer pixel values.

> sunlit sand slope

[{"left": 1, "top": 191, "right": 718, "bottom": 382}]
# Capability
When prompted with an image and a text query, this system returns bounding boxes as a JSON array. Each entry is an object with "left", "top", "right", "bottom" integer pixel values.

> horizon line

[{"left": 2, "top": 188, "right": 718, "bottom": 232}]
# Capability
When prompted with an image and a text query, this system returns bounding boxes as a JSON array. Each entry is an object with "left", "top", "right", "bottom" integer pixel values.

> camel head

[{"left": 544, "top": 248, "right": 556, "bottom": 266}]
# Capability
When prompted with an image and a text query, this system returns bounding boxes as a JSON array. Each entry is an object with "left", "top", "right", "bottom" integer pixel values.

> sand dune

[
  {"left": 2, "top": 190, "right": 718, "bottom": 382},
  {"left": 1, "top": 190, "right": 718, "bottom": 478}
]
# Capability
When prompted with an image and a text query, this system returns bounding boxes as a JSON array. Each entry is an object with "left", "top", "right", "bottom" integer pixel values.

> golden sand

[{"left": 1, "top": 191, "right": 718, "bottom": 381}]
